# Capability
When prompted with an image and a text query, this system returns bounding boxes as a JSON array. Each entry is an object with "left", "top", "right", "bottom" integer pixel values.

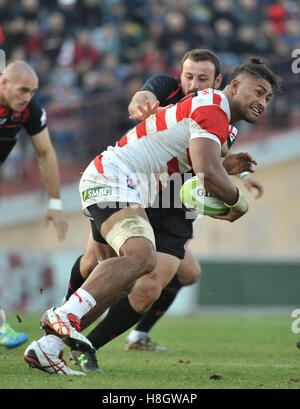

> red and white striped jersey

[{"left": 95, "top": 89, "right": 231, "bottom": 180}]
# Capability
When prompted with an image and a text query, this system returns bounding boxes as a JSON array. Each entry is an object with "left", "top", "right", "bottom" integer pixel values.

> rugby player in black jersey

[{"left": 0, "top": 61, "right": 68, "bottom": 350}]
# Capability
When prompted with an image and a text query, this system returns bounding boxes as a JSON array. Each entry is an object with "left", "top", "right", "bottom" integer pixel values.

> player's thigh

[
  {"left": 176, "top": 248, "right": 201, "bottom": 286},
  {"left": 80, "top": 231, "right": 98, "bottom": 278},
  {"left": 80, "top": 157, "right": 155, "bottom": 259},
  {"left": 88, "top": 217, "right": 117, "bottom": 261},
  {"left": 146, "top": 206, "right": 193, "bottom": 261},
  {"left": 93, "top": 243, "right": 117, "bottom": 261},
  {"left": 88, "top": 204, "right": 156, "bottom": 272},
  {"left": 100, "top": 205, "right": 148, "bottom": 237},
  {"left": 103, "top": 207, "right": 155, "bottom": 258},
  {"left": 80, "top": 222, "right": 116, "bottom": 279}
]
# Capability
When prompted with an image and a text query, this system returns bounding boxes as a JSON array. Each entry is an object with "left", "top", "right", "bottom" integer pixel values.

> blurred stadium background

[{"left": 0, "top": 0, "right": 300, "bottom": 315}]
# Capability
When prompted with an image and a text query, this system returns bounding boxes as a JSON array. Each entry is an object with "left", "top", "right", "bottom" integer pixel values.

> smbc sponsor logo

[{"left": 82, "top": 187, "right": 112, "bottom": 201}]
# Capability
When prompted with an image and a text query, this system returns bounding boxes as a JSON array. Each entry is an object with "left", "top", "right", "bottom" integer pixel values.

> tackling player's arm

[
  {"left": 242, "top": 176, "right": 264, "bottom": 198},
  {"left": 221, "top": 134, "right": 264, "bottom": 198},
  {"left": 128, "top": 75, "right": 177, "bottom": 122},
  {"left": 128, "top": 90, "right": 160, "bottom": 121},
  {"left": 30, "top": 127, "right": 68, "bottom": 240},
  {"left": 222, "top": 152, "right": 257, "bottom": 175}
]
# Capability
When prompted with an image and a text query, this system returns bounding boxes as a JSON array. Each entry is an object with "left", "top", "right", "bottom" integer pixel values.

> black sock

[
  {"left": 135, "top": 289, "right": 177, "bottom": 333},
  {"left": 87, "top": 297, "right": 143, "bottom": 350},
  {"left": 65, "top": 255, "right": 85, "bottom": 301}
]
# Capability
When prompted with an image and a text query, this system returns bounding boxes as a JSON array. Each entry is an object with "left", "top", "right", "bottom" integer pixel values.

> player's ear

[
  {"left": 214, "top": 74, "right": 223, "bottom": 90},
  {"left": 0, "top": 75, "right": 8, "bottom": 87},
  {"left": 230, "top": 79, "right": 240, "bottom": 96}
]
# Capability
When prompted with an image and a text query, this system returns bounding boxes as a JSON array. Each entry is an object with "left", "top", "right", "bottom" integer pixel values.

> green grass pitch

[{"left": 1, "top": 313, "right": 300, "bottom": 389}]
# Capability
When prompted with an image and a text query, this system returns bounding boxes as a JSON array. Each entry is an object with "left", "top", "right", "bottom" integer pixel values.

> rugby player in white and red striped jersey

[
  {"left": 26, "top": 50, "right": 251, "bottom": 372},
  {"left": 35, "top": 58, "right": 281, "bottom": 360},
  {"left": 84, "top": 88, "right": 234, "bottom": 215},
  {"left": 65, "top": 51, "right": 265, "bottom": 363}
]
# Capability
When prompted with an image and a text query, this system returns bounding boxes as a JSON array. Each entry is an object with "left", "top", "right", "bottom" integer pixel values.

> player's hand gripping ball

[{"left": 180, "top": 176, "right": 228, "bottom": 216}]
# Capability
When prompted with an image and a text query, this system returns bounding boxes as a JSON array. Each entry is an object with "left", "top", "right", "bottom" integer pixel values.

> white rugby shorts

[{"left": 79, "top": 156, "right": 144, "bottom": 210}]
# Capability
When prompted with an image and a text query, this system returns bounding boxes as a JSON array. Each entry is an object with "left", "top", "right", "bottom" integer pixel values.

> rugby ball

[{"left": 180, "top": 176, "right": 228, "bottom": 216}]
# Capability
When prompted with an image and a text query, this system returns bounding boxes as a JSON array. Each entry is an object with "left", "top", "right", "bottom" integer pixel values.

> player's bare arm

[
  {"left": 30, "top": 127, "right": 68, "bottom": 240},
  {"left": 221, "top": 143, "right": 229, "bottom": 157},
  {"left": 189, "top": 138, "right": 248, "bottom": 222},
  {"left": 189, "top": 138, "right": 238, "bottom": 204}
]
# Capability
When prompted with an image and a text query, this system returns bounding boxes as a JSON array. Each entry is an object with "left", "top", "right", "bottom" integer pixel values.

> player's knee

[
  {"left": 122, "top": 237, "right": 157, "bottom": 278},
  {"left": 189, "top": 263, "right": 202, "bottom": 283},
  {"left": 143, "top": 256, "right": 156, "bottom": 276},
  {"left": 178, "top": 263, "right": 202, "bottom": 286},
  {"left": 133, "top": 281, "right": 162, "bottom": 313},
  {"left": 130, "top": 250, "right": 156, "bottom": 278}
]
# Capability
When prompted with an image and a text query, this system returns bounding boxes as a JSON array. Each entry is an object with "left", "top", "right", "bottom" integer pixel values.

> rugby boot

[
  {"left": 40, "top": 307, "right": 92, "bottom": 352},
  {"left": 24, "top": 340, "right": 85, "bottom": 375},
  {"left": 125, "top": 335, "right": 167, "bottom": 351},
  {"left": 70, "top": 348, "right": 103, "bottom": 373},
  {"left": 0, "top": 323, "right": 28, "bottom": 348}
]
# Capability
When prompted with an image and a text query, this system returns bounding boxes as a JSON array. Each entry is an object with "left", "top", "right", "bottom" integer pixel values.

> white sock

[
  {"left": 38, "top": 335, "right": 65, "bottom": 356},
  {"left": 127, "top": 329, "right": 148, "bottom": 343},
  {"left": 58, "top": 288, "right": 96, "bottom": 319}
]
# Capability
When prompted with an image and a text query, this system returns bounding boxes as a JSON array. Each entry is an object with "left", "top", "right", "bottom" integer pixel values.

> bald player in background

[{"left": 0, "top": 61, "right": 68, "bottom": 348}]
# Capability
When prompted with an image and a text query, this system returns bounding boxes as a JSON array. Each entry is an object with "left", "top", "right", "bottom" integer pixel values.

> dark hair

[
  {"left": 181, "top": 49, "right": 221, "bottom": 79},
  {"left": 227, "top": 57, "right": 282, "bottom": 93}
]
